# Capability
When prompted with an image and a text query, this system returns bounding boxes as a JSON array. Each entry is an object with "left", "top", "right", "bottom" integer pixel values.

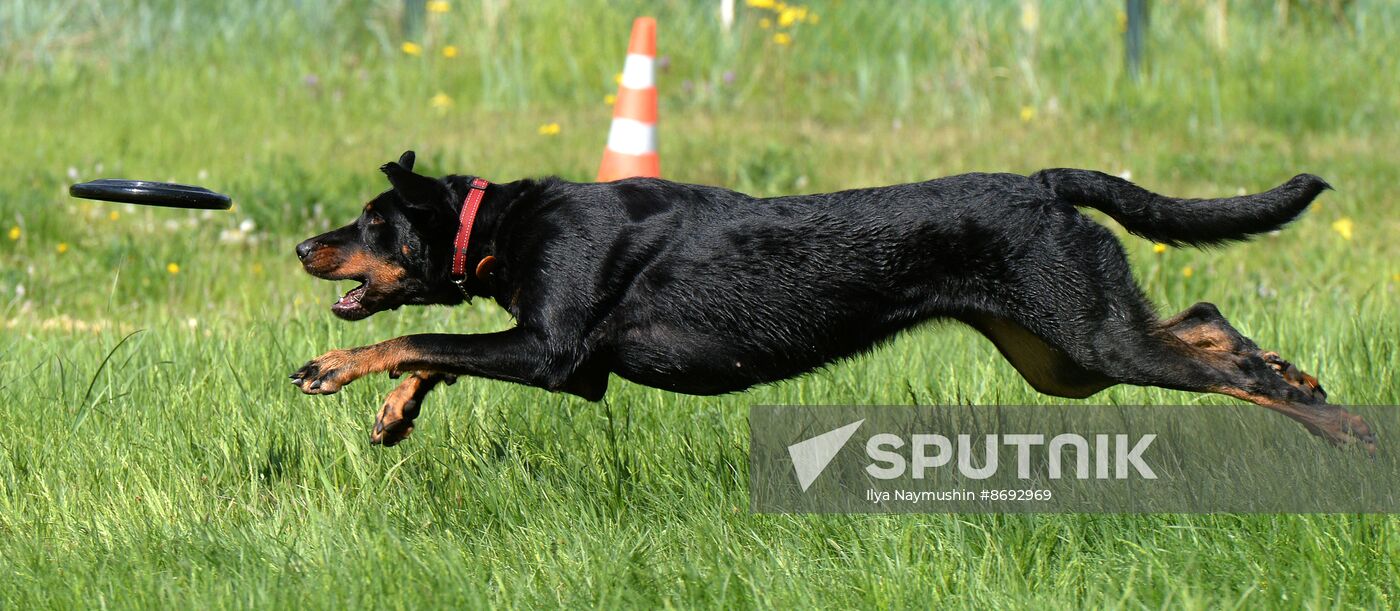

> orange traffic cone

[{"left": 598, "top": 17, "right": 659, "bottom": 182}]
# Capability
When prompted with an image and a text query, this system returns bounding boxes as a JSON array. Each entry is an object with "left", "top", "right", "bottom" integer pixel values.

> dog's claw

[
  {"left": 289, "top": 350, "right": 362, "bottom": 395},
  {"left": 1260, "top": 351, "right": 1327, "bottom": 402}
]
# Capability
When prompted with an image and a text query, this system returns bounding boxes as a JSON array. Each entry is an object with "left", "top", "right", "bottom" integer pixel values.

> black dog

[{"left": 292, "top": 151, "right": 1373, "bottom": 449}]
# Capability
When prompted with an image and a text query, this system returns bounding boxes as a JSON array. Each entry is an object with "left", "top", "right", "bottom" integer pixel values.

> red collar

[{"left": 451, "top": 177, "right": 490, "bottom": 292}]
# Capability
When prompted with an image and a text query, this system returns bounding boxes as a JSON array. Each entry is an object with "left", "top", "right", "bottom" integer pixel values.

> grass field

[{"left": 3, "top": 0, "right": 1400, "bottom": 607}]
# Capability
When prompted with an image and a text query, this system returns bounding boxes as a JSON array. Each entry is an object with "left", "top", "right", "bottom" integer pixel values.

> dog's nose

[{"left": 295, "top": 240, "right": 316, "bottom": 261}]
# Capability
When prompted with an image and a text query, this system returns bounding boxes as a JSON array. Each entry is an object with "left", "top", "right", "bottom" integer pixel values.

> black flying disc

[{"left": 69, "top": 179, "right": 232, "bottom": 210}]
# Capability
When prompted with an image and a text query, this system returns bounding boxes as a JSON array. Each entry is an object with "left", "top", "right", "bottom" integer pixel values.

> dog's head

[{"left": 295, "top": 151, "right": 468, "bottom": 320}]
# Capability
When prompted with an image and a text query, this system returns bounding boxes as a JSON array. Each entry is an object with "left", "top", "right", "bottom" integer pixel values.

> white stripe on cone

[
  {"left": 605, "top": 118, "right": 658, "bottom": 156},
  {"left": 621, "top": 54, "right": 655, "bottom": 89}
]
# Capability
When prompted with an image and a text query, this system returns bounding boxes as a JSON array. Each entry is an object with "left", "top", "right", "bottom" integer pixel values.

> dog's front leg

[
  {"left": 290, "top": 329, "right": 577, "bottom": 396},
  {"left": 290, "top": 337, "right": 416, "bottom": 395}
]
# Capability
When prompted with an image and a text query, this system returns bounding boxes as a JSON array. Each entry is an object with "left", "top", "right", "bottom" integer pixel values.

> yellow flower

[
  {"left": 772, "top": 32, "right": 792, "bottom": 45},
  {"left": 537, "top": 122, "right": 561, "bottom": 136},
  {"left": 746, "top": 0, "right": 776, "bottom": 8},
  {"left": 614, "top": 73, "right": 623, "bottom": 85},
  {"left": 1116, "top": 10, "right": 1128, "bottom": 33},
  {"left": 778, "top": 8, "right": 800, "bottom": 27},
  {"left": 1020, "top": 105, "right": 1036, "bottom": 123},
  {"left": 430, "top": 92, "right": 454, "bottom": 110},
  {"left": 6, "top": 226, "right": 17, "bottom": 240},
  {"left": 401, "top": 42, "right": 422, "bottom": 56},
  {"left": 108, "top": 210, "right": 119, "bottom": 221},
  {"left": 1152, "top": 243, "right": 1167, "bottom": 254},
  {"left": 426, "top": 0, "right": 450, "bottom": 13},
  {"left": 759, "top": 18, "right": 772, "bottom": 29},
  {"left": 1331, "top": 217, "right": 1354, "bottom": 241},
  {"left": 604, "top": 94, "right": 617, "bottom": 105},
  {"left": 252, "top": 263, "right": 264, "bottom": 275},
  {"left": 441, "top": 45, "right": 459, "bottom": 58},
  {"left": 1392, "top": 273, "right": 1400, "bottom": 283},
  {"left": 166, "top": 262, "right": 180, "bottom": 275},
  {"left": 57, "top": 242, "right": 69, "bottom": 254},
  {"left": 1182, "top": 266, "right": 1194, "bottom": 278},
  {"left": 1020, "top": 1, "right": 1039, "bottom": 34}
]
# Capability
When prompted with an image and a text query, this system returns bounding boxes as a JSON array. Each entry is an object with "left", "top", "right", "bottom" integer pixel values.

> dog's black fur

[{"left": 292, "top": 151, "right": 1374, "bottom": 449}]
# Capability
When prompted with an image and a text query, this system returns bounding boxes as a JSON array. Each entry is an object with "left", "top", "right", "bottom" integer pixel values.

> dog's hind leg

[
  {"left": 1159, "top": 302, "right": 1329, "bottom": 397},
  {"left": 1094, "top": 302, "right": 1375, "bottom": 450},
  {"left": 371, "top": 372, "right": 454, "bottom": 446}
]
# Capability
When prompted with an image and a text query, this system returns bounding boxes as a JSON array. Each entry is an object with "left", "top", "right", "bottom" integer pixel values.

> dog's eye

[{"left": 367, "top": 213, "right": 385, "bottom": 226}]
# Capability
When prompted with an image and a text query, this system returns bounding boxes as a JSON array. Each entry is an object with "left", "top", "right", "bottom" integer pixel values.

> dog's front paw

[
  {"left": 290, "top": 349, "right": 359, "bottom": 395},
  {"left": 372, "top": 377, "right": 425, "bottom": 446},
  {"left": 371, "top": 373, "right": 451, "bottom": 446}
]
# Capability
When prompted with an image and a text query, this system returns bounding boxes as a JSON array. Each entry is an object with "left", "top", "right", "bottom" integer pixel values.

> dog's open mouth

[{"left": 332, "top": 282, "right": 372, "bottom": 320}]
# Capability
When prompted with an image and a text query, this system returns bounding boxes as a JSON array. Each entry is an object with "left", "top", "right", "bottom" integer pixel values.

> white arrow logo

[{"left": 788, "top": 419, "right": 865, "bottom": 492}]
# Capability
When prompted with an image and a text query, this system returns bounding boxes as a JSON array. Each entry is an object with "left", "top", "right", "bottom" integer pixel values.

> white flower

[
  {"left": 1118, "top": 170, "right": 1132, "bottom": 181},
  {"left": 14, "top": 284, "right": 25, "bottom": 297},
  {"left": 67, "top": 167, "right": 80, "bottom": 180},
  {"left": 239, "top": 219, "right": 255, "bottom": 232}
]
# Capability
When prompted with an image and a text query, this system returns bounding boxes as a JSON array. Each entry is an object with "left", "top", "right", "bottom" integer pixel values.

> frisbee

[{"left": 69, "top": 179, "right": 232, "bottom": 210}]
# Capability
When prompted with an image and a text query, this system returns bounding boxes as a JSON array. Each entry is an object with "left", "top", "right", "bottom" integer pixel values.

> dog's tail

[{"left": 1031, "top": 168, "right": 1330, "bottom": 246}]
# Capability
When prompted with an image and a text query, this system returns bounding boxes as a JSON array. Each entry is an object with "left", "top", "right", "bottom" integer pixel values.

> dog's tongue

[{"left": 332, "top": 284, "right": 369, "bottom": 318}]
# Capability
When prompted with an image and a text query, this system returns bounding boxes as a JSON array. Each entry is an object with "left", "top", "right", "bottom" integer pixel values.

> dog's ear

[{"left": 380, "top": 152, "right": 447, "bottom": 209}]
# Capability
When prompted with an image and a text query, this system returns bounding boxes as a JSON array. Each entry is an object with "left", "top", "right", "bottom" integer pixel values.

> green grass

[{"left": 3, "top": 0, "right": 1400, "bottom": 607}]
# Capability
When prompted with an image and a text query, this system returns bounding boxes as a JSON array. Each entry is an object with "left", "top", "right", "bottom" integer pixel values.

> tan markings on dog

[
  {"left": 1260, "top": 351, "right": 1324, "bottom": 394},
  {"left": 299, "top": 337, "right": 425, "bottom": 393},
  {"left": 968, "top": 315, "right": 1111, "bottom": 399},
  {"left": 352, "top": 337, "right": 419, "bottom": 378},
  {"left": 402, "top": 245, "right": 411, "bottom": 256},
  {"left": 371, "top": 371, "right": 437, "bottom": 446},
  {"left": 301, "top": 249, "right": 342, "bottom": 274},
  {"left": 1208, "top": 385, "right": 1373, "bottom": 450},
  {"left": 1169, "top": 323, "right": 1234, "bottom": 351},
  {"left": 340, "top": 251, "right": 406, "bottom": 284}
]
